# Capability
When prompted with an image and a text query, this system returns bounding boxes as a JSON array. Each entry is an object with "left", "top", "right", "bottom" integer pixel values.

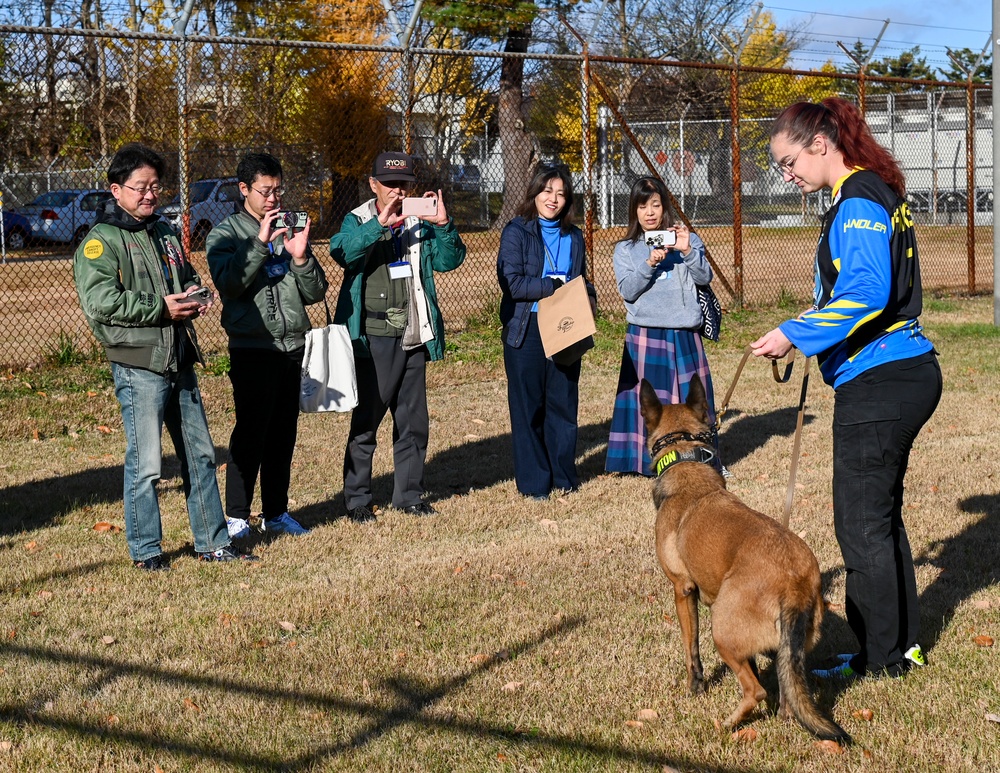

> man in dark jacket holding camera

[
  {"left": 207, "top": 152, "right": 328, "bottom": 538},
  {"left": 330, "top": 152, "right": 465, "bottom": 522}
]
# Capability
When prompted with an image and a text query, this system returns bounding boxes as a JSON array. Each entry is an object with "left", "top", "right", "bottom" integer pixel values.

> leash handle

[
  {"left": 781, "top": 355, "right": 811, "bottom": 528},
  {"left": 770, "top": 348, "right": 796, "bottom": 383},
  {"left": 716, "top": 346, "right": 796, "bottom": 423}
]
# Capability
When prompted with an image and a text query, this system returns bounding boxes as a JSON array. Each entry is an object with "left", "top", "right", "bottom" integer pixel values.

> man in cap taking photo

[{"left": 330, "top": 152, "right": 466, "bottom": 522}]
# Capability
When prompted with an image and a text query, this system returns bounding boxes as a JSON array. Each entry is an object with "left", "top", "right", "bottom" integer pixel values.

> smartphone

[
  {"left": 644, "top": 230, "right": 677, "bottom": 249},
  {"left": 274, "top": 211, "right": 309, "bottom": 233},
  {"left": 400, "top": 196, "right": 438, "bottom": 219},
  {"left": 185, "top": 287, "right": 213, "bottom": 305}
]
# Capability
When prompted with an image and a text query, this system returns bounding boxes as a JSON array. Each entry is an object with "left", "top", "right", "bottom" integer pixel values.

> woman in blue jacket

[
  {"left": 752, "top": 97, "right": 941, "bottom": 680},
  {"left": 497, "top": 164, "right": 596, "bottom": 500}
]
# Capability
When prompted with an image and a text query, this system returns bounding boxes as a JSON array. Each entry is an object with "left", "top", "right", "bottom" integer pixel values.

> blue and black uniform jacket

[{"left": 780, "top": 169, "right": 934, "bottom": 388}]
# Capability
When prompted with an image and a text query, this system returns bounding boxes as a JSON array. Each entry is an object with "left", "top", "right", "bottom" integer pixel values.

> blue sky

[{"left": 762, "top": 1, "right": 993, "bottom": 74}]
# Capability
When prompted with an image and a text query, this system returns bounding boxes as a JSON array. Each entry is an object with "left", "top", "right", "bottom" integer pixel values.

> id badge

[
  {"left": 547, "top": 273, "right": 567, "bottom": 284},
  {"left": 389, "top": 261, "right": 413, "bottom": 280}
]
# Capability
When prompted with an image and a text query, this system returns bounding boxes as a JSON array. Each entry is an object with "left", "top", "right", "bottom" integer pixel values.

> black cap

[{"left": 371, "top": 152, "right": 416, "bottom": 182}]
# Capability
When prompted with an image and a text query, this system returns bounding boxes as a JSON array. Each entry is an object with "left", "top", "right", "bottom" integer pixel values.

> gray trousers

[{"left": 343, "top": 334, "right": 429, "bottom": 510}]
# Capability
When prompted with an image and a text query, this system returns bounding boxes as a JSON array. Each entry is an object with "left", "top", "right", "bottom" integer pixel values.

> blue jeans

[{"left": 112, "top": 363, "right": 229, "bottom": 561}]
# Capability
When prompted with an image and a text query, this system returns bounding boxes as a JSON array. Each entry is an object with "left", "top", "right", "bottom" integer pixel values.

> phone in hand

[
  {"left": 400, "top": 196, "right": 438, "bottom": 219},
  {"left": 185, "top": 287, "right": 213, "bottom": 306},
  {"left": 644, "top": 230, "right": 677, "bottom": 249},
  {"left": 274, "top": 211, "right": 309, "bottom": 233}
]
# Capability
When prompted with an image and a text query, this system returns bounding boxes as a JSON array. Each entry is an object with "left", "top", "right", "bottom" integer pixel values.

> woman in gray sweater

[{"left": 605, "top": 176, "right": 718, "bottom": 475}]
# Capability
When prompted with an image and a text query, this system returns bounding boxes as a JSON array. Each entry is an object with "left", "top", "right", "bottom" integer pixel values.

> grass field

[{"left": 0, "top": 295, "right": 998, "bottom": 772}]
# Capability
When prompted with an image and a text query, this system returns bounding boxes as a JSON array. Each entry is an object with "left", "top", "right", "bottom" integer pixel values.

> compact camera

[
  {"left": 644, "top": 230, "right": 677, "bottom": 249},
  {"left": 276, "top": 210, "right": 309, "bottom": 232},
  {"left": 185, "top": 287, "right": 213, "bottom": 306},
  {"left": 401, "top": 196, "right": 438, "bottom": 218}
]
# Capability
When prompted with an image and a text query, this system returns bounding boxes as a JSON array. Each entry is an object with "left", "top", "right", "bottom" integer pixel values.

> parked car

[
  {"left": 157, "top": 177, "right": 241, "bottom": 248},
  {"left": 14, "top": 189, "right": 112, "bottom": 245},
  {"left": 2, "top": 210, "right": 31, "bottom": 251},
  {"left": 449, "top": 164, "right": 482, "bottom": 192}
]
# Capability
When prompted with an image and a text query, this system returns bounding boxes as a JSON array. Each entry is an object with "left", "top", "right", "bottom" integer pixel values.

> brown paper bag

[{"left": 536, "top": 276, "right": 596, "bottom": 362}]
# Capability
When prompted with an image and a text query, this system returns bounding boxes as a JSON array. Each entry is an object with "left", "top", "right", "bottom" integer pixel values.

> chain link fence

[{"left": 0, "top": 25, "right": 992, "bottom": 366}]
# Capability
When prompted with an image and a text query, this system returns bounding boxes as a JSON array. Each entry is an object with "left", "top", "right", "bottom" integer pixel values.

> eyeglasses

[
  {"left": 373, "top": 179, "right": 413, "bottom": 191},
  {"left": 121, "top": 183, "right": 162, "bottom": 197},
  {"left": 772, "top": 148, "right": 804, "bottom": 177},
  {"left": 251, "top": 186, "right": 284, "bottom": 199}
]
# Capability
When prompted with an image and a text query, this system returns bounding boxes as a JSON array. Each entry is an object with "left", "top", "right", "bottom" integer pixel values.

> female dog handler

[{"left": 752, "top": 97, "right": 941, "bottom": 679}]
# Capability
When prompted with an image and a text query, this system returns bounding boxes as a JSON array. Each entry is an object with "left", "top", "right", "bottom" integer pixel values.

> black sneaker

[
  {"left": 198, "top": 545, "right": 259, "bottom": 563},
  {"left": 348, "top": 505, "right": 376, "bottom": 523},
  {"left": 400, "top": 502, "right": 436, "bottom": 516},
  {"left": 135, "top": 554, "right": 169, "bottom": 571}
]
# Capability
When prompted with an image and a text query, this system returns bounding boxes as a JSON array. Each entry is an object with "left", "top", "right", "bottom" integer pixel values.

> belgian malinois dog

[{"left": 639, "top": 375, "right": 849, "bottom": 743}]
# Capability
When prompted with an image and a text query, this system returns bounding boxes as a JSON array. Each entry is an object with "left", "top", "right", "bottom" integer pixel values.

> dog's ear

[
  {"left": 639, "top": 378, "right": 663, "bottom": 428},
  {"left": 686, "top": 374, "right": 710, "bottom": 424}
]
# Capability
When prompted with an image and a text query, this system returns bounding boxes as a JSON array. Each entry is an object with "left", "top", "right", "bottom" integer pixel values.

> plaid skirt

[{"left": 605, "top": 325, "right": 717, "bottom": 476}]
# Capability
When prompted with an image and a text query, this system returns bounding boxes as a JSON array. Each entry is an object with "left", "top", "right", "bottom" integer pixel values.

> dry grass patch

[{"left": 0, "top": 296, "right": 998, "bottom": 771}]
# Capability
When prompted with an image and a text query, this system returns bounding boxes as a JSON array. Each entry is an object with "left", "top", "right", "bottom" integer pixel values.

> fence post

[
  {"left": 965, "top": 80, "right": 976, "bottom": 293},
  {"left": 581, "top": 50, "right": 594, "bottom": 274},
  {"left": 173, "top": 1, "right": 197, "bottom": 255},
  {"left": 729, "top": 65, "right": 744, "bottom": 307}
]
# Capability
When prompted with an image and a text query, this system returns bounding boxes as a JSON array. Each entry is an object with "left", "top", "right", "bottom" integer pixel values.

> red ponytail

[{"left": 771, "top": 97, "right": 906, "bottom": 197}]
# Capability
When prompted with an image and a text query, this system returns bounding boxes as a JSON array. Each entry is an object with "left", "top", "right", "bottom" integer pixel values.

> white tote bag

[{"left": 300, "top": 302, "right": 358, "bottom": 413}]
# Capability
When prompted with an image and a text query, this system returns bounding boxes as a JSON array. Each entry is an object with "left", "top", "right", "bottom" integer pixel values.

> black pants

[
  {"left": 503, "top": 314, "right": 581, "bottom": 497},
  {"left": 343, "top": 335, "right": 429, "bottom": 510},
  {"left": 832, "top": 351, "right": 941, "bottom": 675},
  {"left": 226, "top": 347, "right": 304, "bottom": 521}
]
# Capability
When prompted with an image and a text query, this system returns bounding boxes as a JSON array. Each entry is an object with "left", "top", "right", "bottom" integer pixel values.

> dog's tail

[{"left": 777, "top": 604, "right": 852, "bottom": 744}]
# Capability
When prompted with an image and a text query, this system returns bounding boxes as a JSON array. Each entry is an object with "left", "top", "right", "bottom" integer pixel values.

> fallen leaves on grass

[
  {"left": 469, "top": 650, "right": 509, "bottom": 666},
  {"left": 624, "top": 720, "right": 644, "bottom": 729},
  {"left": 985, "top": 713, "right": 1000, "bottom": 724},
  {"left": 637, "top": 709, "right": 659, "bottom": 722},
  {"left": 183, "top": 698, "right": 201, "bottom": 712},
  {"left": 96, "top": 425, "right": 114, "bottom": 434},
  {"left": 731, "top": 727, "right": 758, "bottom": 743},
  {"left": 101, "top": 636, "right": 116, "bottom": 646},
  {"left": 38, "top": 590, "right": 53, "bottom": 599},
  {"left": 24, "top": 541, "right": 39, "bottom": 552},
  {"left": 501, "top": 681, "right": 523, "bottom": 692},
  {"left": 538, "top": 518, "right": 559, "bottom": 534},
  {"left": 973, "top": 635, "right": 994, "bottom": 647},
  {"left": 853, "top": 708, "right": 875, "bottom": 721},
  {"left": 278, "top": 621, "right": 297, "bottom": 632},
  {"left": 93, "top": 521, "right": 121, "bottom": 533},
  {"left": 814, "top": 739, "right": 846, "bottom": 754}
]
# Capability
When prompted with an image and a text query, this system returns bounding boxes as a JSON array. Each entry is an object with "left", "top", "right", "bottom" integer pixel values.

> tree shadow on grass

[
  {"left": 0, "top": 615, "right": 749, "bottom": 772},
  {"left": 0, "top": 463, "right": 124, "bottom": 537},
  {"left": 293, "top": 419, "right": 615, "bottom": 527},
  {"left": 716, "top": 407, "right": 816, "bottom": 469},
  {"left": 0, "top": 451, "right": 223, "bottom": 538}
]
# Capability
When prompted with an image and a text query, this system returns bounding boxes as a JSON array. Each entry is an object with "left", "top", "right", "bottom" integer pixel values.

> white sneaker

[
  {"left": 265, "top": 512, "right": 310, "bottom": 536},
  {"left": 226, "top": 517, "right": 250, "bottom": 540}
]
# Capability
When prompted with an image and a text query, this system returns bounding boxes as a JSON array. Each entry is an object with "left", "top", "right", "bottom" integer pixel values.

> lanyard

[{"left": 542, "top": 233, "right": 563, "bottom": 275}]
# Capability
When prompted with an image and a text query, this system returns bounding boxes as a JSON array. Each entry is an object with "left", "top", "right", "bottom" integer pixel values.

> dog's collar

[
  {"left": 650, "top": 429, "right": 717, "bottom": 458},
  {"left": 654, "top": 446, "right": 717, "bottom": 477}
]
